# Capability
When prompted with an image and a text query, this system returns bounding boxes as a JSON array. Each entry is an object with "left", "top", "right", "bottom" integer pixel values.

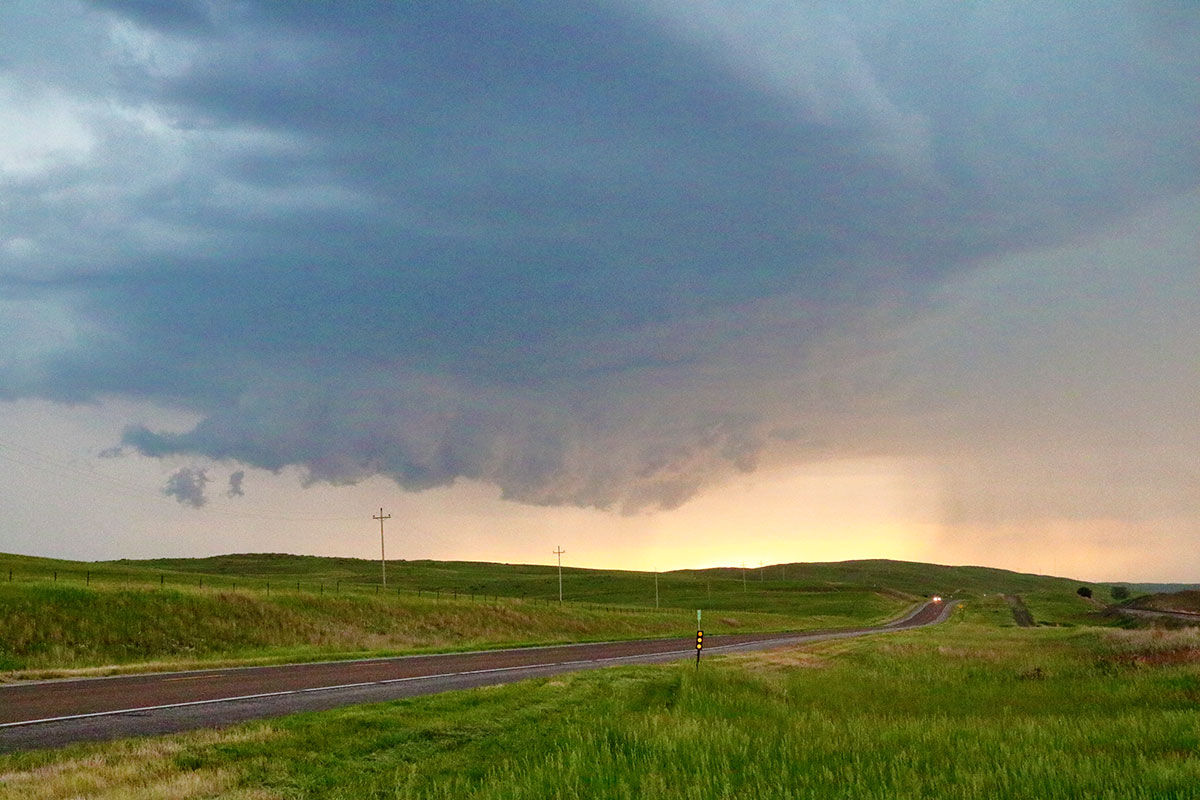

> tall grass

[
  {"left": 0, "top": 580, "right": 885, "bottom": 677},
  {"left": 4, "top": 597, "right": 1199, "bottom": 798},
  {"left": 1, "top": 551, "right": 1085, "bottom": 613}
]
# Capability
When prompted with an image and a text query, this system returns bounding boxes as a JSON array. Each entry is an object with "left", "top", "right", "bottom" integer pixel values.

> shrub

[{"left": 1077, "top": 586, "right": 1093, "bottom": 599}]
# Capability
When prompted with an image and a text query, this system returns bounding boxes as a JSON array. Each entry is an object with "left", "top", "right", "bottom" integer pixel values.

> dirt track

[{"left": 1005, "top": 595, "right": 1035, "bottom": 627}]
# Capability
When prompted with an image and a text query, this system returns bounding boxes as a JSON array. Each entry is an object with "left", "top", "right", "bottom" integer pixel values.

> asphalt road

[
  {"left": 0, "top": 599, "right": 954, "bottom": 752},
  {"left": 1114, "top": 607, "right": 1200, "bottom": 623}
]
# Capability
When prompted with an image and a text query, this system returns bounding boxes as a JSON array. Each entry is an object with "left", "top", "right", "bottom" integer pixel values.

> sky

[{"left": 1, "top": 1, "right": 1197, "bottom": 581}]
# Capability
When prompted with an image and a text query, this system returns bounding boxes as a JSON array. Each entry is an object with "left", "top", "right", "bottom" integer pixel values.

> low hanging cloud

[
  {"left": 1, "top": 2, "right": 1198, "bottom": 519},
  {"left": 163, "top": 467, "right": 210, "bottom": 508},
  {"left": 226, "top": 470, "right": 245, "bottom": 498}
]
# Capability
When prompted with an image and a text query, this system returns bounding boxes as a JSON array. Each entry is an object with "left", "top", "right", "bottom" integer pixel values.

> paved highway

[{"left": 0, "top": 599, "right": 953, "bottom": 752}]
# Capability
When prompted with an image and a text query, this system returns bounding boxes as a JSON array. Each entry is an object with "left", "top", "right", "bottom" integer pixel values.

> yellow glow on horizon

[
  {"left": 572, "top": 458, "right": 943, "bottom": 572},
  {"left": 932, "top": 517, "right": 1199, "bottom": 583}
]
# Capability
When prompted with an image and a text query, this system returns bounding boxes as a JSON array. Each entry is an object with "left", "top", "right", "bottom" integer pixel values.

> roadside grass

[
  {"left": 0, "top": 550, "right": 1112, "bottom": 678},
  {"left": 1019, "top": 589, "right": 1104, "bottom": 626},
  {"left": 5, "top": 596, "right": 1199, "bottom": 799},
  {"left": 0, "top": 580, "right": 900, "bottom": 678}
]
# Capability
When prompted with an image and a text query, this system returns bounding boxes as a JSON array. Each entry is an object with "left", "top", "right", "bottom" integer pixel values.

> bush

[
  {"left": 1111, "top": 586, "right": 1130, "bottom": 601},
  {"left": 1077, "top": 586, "right": 1093, "bottom": 599}
]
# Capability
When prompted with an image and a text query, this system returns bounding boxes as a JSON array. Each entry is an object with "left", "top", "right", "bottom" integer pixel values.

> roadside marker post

[{"left": 696, "top": 609, "right": 703, "bottom": 668}]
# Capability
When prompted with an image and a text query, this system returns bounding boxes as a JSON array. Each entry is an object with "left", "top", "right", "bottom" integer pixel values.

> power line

[
  {"left": 553, "top": 546, "right": 565, "bottom": 603},
  {"left": 374, "top": 508, "right": 392, "bottom": 586}
]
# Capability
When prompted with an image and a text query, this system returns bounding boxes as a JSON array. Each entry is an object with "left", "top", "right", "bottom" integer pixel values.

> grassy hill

[
  {"left": 0, "top": 551, "right": 1108, "bottom": 679},
  {"left": 113, "top": 554, "right": 1094, "bottom": 611}
]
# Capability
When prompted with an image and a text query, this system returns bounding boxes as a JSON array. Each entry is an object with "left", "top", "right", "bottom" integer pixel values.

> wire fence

[{"left": 0, "top": 565, "right": 689, "bottom": 615}]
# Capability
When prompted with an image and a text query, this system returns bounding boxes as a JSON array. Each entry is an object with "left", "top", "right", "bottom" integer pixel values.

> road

[
  {"left": 1114, "top": 607, "right": 1200, "bottom": 623},
  {"left": 0, "top": 599, "right": 953, "bottom": 752}
]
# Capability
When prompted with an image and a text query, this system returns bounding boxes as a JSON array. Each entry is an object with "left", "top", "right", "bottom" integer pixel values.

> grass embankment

[
  {"left": 0, "top": 550, "right": 1101, "bottom": 678},
  {"left": 0, "top": 551, "right": 921, "bottom": 678},
  {"left": 5, "top": 595, "right": 1200, "bottom": 799},
  {"left": 1017, "top": 589, "right": 1105, "bottom": 626},
  {"left": 0, "top": 582, "right": 894, "bottom": 679}
]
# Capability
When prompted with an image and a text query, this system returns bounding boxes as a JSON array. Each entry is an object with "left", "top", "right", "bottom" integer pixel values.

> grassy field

[
  {"left": 0, "top": 551, "right": 1112, "bottom": 679},
  {"left": 4, "top": 595, "right": 1199, "bottom": 799},
  {"left": 0, "top": 551, "right": 926, "bottom": 678},
  {"left": 2, "top": 551, "right": 1090, "bottom": 610},
  {"left": 0, "top": 582, "right": 872, "bottom": 679}
]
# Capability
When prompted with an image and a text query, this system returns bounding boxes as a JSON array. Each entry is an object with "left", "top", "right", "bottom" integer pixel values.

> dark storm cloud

[
  {"left": 1, "top": 1, "right": 1198, "bottom": 512},
  {"left": 90, "top": 0, "right": 215, "bottom": 34}
]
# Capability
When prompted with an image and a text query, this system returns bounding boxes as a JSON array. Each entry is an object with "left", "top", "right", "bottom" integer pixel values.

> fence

[{"left": 0, "top": 564, "right": 680, "bottom": 615}]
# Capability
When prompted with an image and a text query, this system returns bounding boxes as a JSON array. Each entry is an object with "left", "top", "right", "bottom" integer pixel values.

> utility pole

[
  {"left": 374, "top": 508, "right": 392, "bottom": 587},
  {"left": 554, "top": 546, "right": 565, "bottom": 603}
]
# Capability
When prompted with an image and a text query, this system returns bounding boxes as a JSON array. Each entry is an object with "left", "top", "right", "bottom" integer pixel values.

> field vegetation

[
  {"left": 0, "top": 551, "right": 1116, "bottom": 679},
  {"left": 0, "top": 582, "right": 856, "bottom": 679},
  {"left": 0, "top": 551, "right": 942, "bottom": 679},
  {"left": 4, "top": 596, "right": 1199, "bottom": 799}
]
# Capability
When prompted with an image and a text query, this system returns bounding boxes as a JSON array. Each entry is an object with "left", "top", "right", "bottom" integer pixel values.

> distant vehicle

[{"left": 931, "top": 595, "right": 943, "bottom": 603}]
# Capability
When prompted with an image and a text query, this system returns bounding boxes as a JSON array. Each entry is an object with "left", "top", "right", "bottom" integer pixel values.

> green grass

[
  {"left": 0, "top": 581, "right": 876, "bottom": 678},
  {"left": 1019, "top": 589, "right": 1105, "bottom": 626},
  {"left": 4, "top": 596, "right": 1199, "bottom": 799},
  {"left": 0, "top": 551, "right": 1112, "bottom": 678},
  {"left": 116, "top": 553, "right": 1091, "bottom": 607},
  {"left": 2, "top": 551, "right": 1090, "bottom": 617}
]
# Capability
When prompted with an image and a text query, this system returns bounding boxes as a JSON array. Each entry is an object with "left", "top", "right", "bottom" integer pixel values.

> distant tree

[
  {"left": 1111, "top": 586, "right": 1130, "bottom": 601},
  {"left": 1077, "top": 586, "right": 1093, "bottom": 599}
]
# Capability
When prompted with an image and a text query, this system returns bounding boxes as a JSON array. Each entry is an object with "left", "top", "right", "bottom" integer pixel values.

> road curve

[
  {"left": 1114, "top": 607, "right": 1200, "bottom": 623},
  {"left": 0, "top": 599, "right": 954, "bottom": 752}
]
